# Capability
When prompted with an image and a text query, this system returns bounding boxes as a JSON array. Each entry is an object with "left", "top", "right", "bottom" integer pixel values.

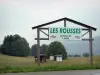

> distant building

[
  {"left": 49, "top": 56, "right": 54, "bottom": 60},
  {"left": 54, "top": 55, "right": 63, "bottom": 62}
]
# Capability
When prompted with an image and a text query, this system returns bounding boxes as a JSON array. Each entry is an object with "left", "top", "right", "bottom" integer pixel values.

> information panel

[{"left": 49, "top": 27, "right": 82, "bottom": 41}]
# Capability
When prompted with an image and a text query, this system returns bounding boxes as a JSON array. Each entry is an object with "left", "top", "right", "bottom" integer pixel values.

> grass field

[{"left": 0, "top": 54, "right": 100, "bottom": 73}]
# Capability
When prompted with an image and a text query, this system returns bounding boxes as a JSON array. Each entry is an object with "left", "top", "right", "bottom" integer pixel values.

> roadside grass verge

[{"left": 0, "top": 64, "right": 100, "bottom": 73}]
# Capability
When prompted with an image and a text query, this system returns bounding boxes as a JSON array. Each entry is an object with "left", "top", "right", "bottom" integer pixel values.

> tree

[
  {"left": 0, "top": 45, "right": 1, "bottom": 53},
  {"left": 31, "top": 44, "right": 37, "bottom": 56},
  {"left": 83, "top": 52, "right": 90, "bottom": 57},
  {"left": 74, "top": 54, "right": 81, "bottom": 57},
  {"left": 68, "top": 54, "right": 74, "bottom": 57},
  {"left": 41, "top": 44, "right": 48, "bottom": 55},
  {"left": 0, "top": 34, "right": 31, "bottom": 57},
  {"left": 47, "top": 41, "right": 67, "bottom": 59},
  {"left": 31, "top": 44, "right": 48, "bottom": 56}
]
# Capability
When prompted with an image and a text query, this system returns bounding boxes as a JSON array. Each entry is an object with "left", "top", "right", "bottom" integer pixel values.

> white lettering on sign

[{"left": 49, "top": 27, "right": 82, "bottom": 41}]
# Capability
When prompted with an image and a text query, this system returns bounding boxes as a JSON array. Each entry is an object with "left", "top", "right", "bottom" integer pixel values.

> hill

[{"left": 64, "top": 36, "right": 100, "bottom": 55}]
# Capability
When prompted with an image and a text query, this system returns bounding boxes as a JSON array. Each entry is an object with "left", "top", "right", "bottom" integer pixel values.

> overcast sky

[{"left": 0, "top": 0, "right": 100, "bottom": 47}]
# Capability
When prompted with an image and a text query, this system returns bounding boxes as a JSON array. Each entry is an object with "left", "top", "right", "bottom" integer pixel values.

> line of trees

[
  {"left": 0, "top": 34, "right": 90, "bottom": 59},
  {"left": 0, "top": 34, "right": 67, "bottom": 59},
  {"left": 68, "top": 53, "right": 90, "bottom": 57},
  {"left": 83, "top": 53, "right": 90, "bottom": 57}
]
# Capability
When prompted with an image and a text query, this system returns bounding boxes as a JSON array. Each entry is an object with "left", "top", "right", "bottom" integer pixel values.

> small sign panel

[{"left": 49, "top": 27, "right": 82, "bottom": 41}]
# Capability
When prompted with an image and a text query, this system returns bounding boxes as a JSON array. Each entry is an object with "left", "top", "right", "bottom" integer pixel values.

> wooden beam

[
  {"left": 82, "top": 39, "right": 94, "bottom": 41},
  {"left": 40, "top": 29, "right": 49, "bottom": 36},
  {"left": 35, "top": 38, "right": 49, "bottom": 40},
  {"left": 37, "top": 28, "right": 40, "bottom": 66},
  {"left": 64, "top": 18, "right": 66, "bottom": 27},
  {"left": 65, "top": 18, "right": 96, "bottom": 31},
  {"left": 81, "top": 31, "right": 89, "bottom": 37},
  {"left": 89, "top": 28, "right": 93, "bottom": 66},
  {"left": 32, "top": 18, "right": 65, "bottom": 29},
  {"left": 35, "top": 38, "right": 94, "bottom": 41},
  {"left": 32, "top": 17, "right": 96, "bottom": 31}
]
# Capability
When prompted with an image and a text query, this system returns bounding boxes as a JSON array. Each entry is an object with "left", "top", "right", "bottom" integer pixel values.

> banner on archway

[{"left": 49, "top": 27, "right": 82, "bottom": 40}]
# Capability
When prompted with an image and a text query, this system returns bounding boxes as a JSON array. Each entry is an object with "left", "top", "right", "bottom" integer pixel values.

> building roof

[
  {"left": 32, "top": 17, "right": 97, "bottom": 31},
  {"left": 55, "top": 55, "right": 63, "bottom": 57}
]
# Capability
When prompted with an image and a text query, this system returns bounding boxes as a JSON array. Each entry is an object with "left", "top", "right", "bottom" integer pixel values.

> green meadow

[{"left": 0, "top": 54, "right": 100, "bottom": 73}]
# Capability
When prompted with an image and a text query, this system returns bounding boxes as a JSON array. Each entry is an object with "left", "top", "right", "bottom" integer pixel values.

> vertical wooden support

[
  {"left": 89, "top": 28, "right": 93, "bottom": 66},
  {"left": 37, "top": 27, "right": 40, "bottom": 66},
  {"left": 64, "top": 19, "right": 66, "bottom": 27},
  {"left": 48, "top": 28, "right": 49, "bottom": 39}
]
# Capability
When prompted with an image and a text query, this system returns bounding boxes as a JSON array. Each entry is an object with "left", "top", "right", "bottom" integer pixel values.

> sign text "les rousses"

[{"left": 50, "top": 28, "right": 81, "bottom": 34}]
